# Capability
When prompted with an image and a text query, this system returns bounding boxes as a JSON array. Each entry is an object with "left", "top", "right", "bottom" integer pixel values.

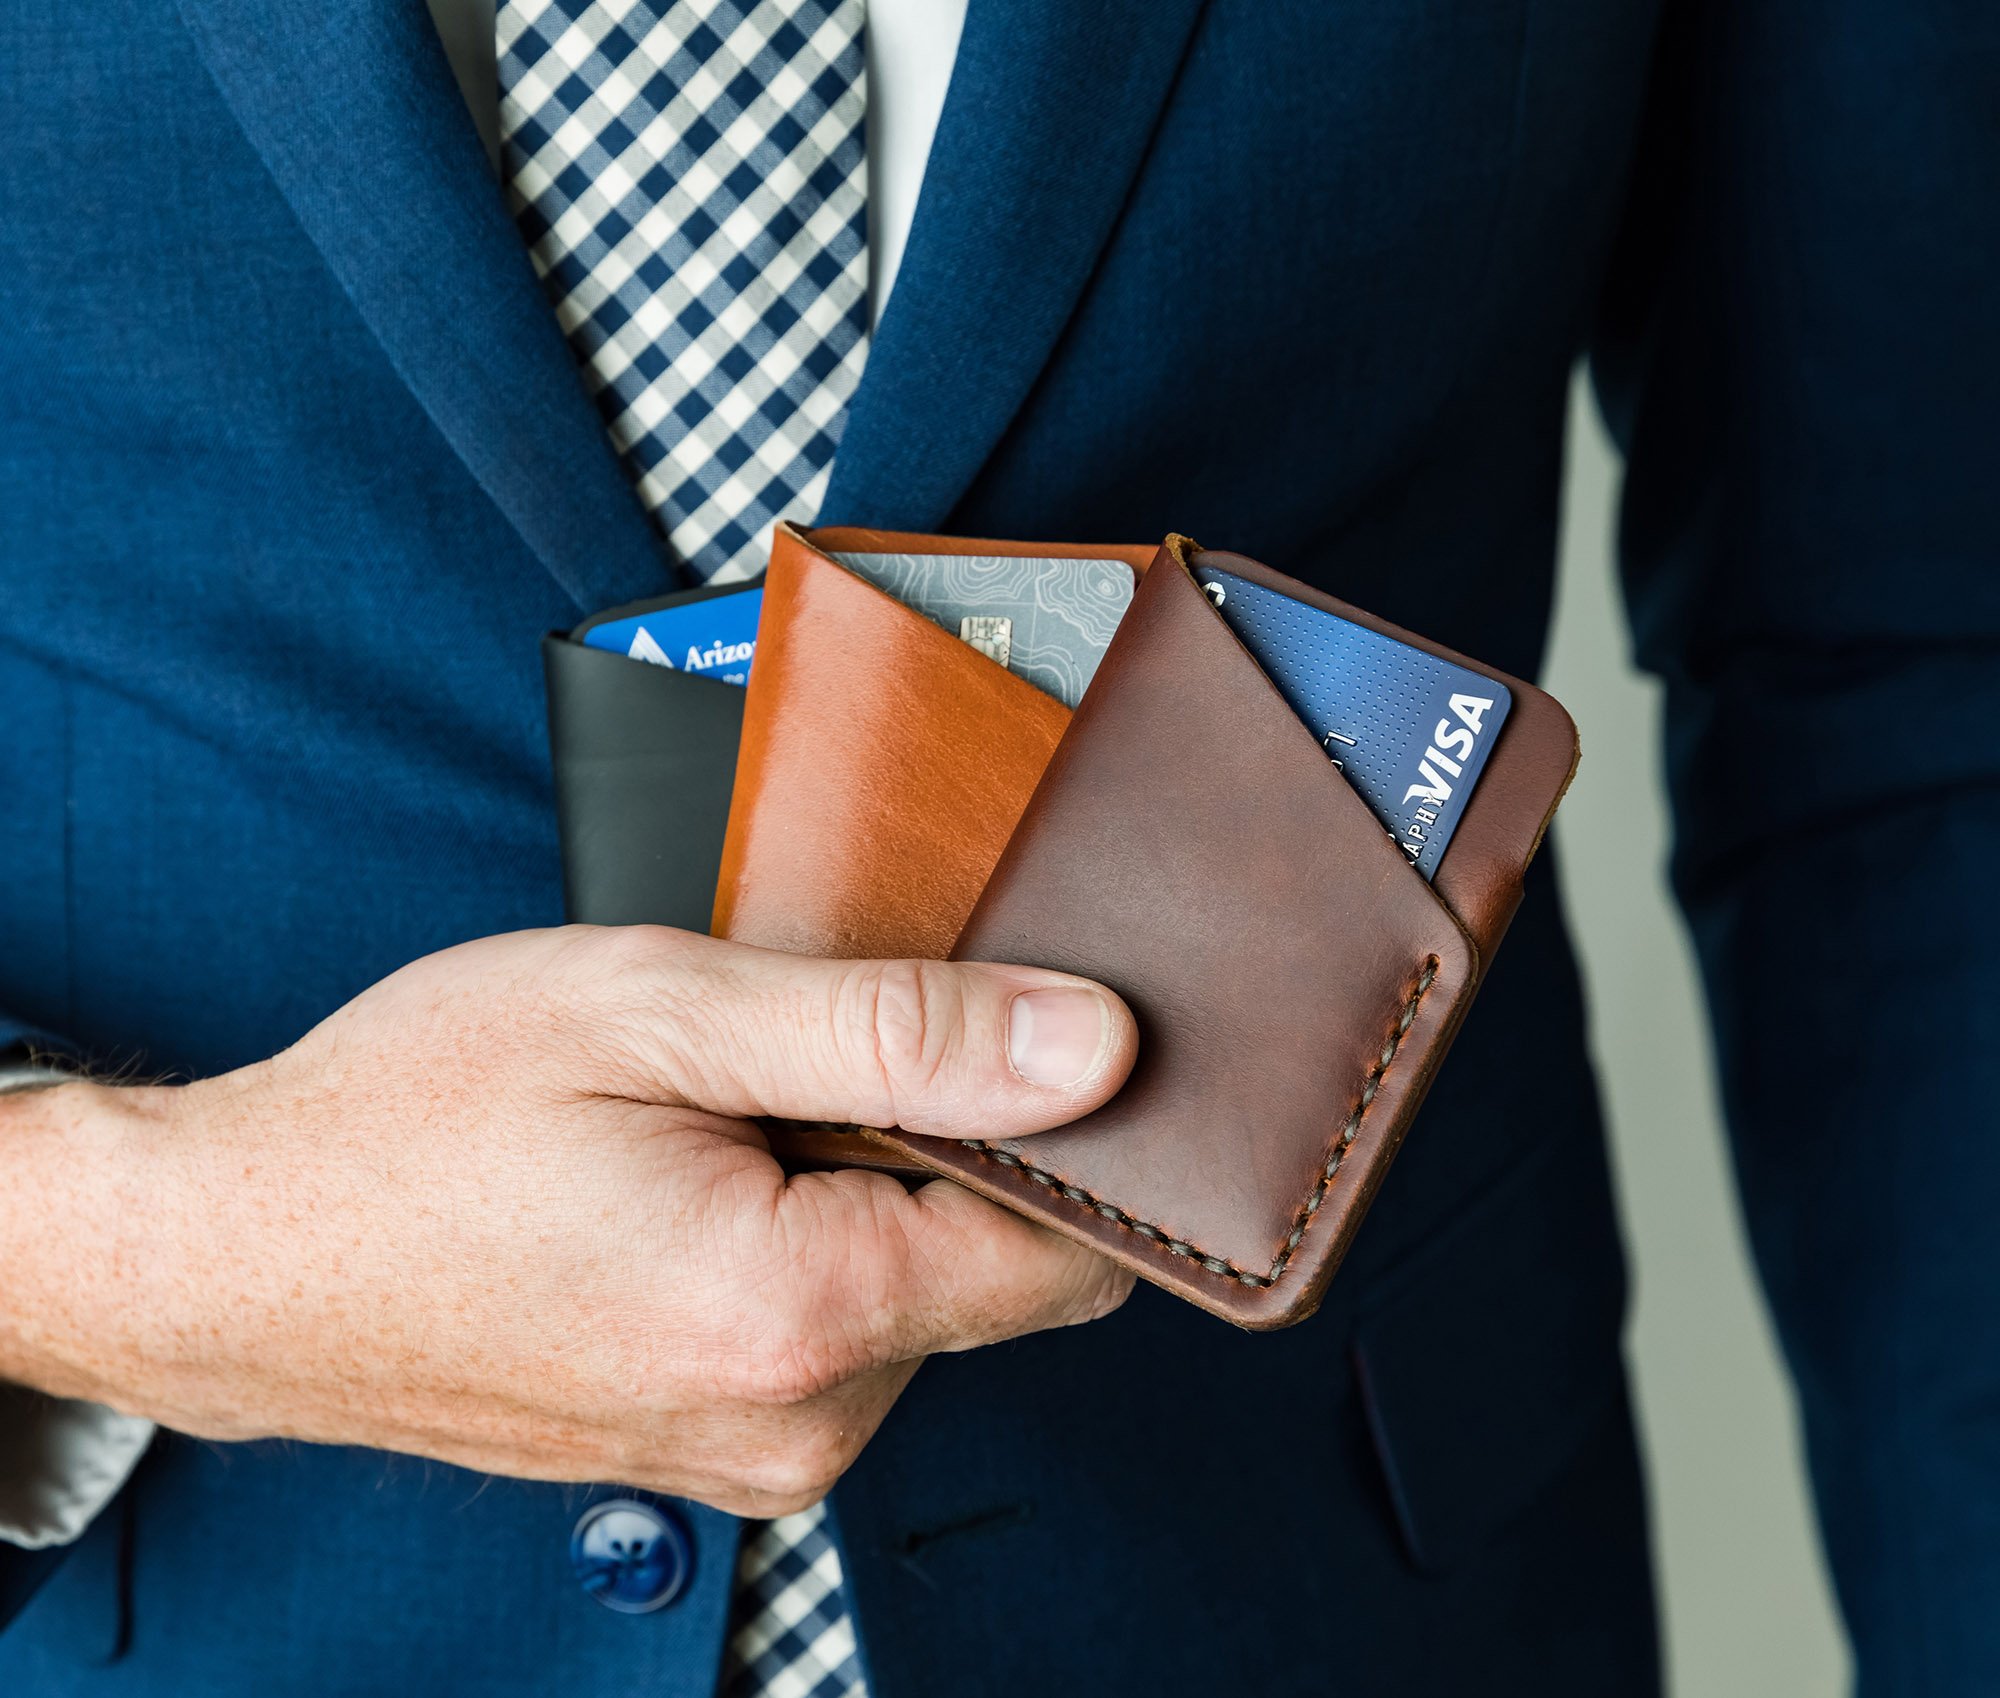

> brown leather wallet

[{"left": 719, "top": 526, "right": 1577, "bottom": 1326}]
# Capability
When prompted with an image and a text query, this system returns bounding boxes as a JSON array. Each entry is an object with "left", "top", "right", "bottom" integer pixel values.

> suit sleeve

[
  {"left": 0, "top": 1018, "right": 71, "bottom": 1066},
  {"left": 1592, "top": 0, "right": 2000, "bottom": 1684}
]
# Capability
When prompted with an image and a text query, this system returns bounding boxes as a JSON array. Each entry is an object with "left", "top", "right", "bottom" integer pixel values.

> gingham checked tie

[
  {"left": 497, "top": 6, "right": 872, "bottom": 1689},
  {"left": 718, "top": 1502, "right": 866, "bottom": 1697},
  {"left": 497, "top": 0, "right": 870, "bottom": 584}
]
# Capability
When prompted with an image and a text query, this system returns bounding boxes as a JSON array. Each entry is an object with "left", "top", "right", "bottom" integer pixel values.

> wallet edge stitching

[{"left": 956, "top": 957, "right": 1441, "bottom": 1290}]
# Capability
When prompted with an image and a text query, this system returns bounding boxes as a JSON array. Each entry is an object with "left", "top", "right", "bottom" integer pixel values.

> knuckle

[
  {"left": 544, "top": 926, "right": 698, "bottom": 1030},
  {"left": 576, "top": 922, "right": 706, "bottom": 984},
  {"left": 547, "top": 923, "right": 720, "bottom": 1085},
  {"left": 740, "top": 1425, "right": 855, "bottom": 1507},
  {"left": 836, "top": 959, "right": 962, "bottom": 1122}
]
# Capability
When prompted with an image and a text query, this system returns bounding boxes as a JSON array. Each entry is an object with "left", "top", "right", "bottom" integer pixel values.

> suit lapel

[
  {"left": 177, "top": 0, "right": 1209, "bottom": 602},
  {"left": 822, "top": 0, "right": 1211, "bottom": 532},
  {"left": 175, "top": 0, "right": 670, "bottom": 614}
]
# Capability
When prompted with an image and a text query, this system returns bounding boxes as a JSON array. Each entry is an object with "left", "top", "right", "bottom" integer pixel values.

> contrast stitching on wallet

[{"left": 955, "top": 958, "right": 1440, "bottom": 1289}]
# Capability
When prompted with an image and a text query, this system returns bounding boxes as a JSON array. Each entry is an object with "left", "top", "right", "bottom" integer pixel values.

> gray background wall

[{"left": 1545, "top": 378, "right": 1850, "bottom": 1694}]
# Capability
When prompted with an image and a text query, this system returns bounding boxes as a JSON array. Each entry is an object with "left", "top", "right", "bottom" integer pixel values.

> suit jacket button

[{"left": 570, "top": 1498, "right": 692, "bottom": 1613}]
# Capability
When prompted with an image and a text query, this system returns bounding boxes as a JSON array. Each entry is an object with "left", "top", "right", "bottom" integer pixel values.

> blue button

[{"left": 570, "top": 1498, "right": 692, "bottom": 1614}]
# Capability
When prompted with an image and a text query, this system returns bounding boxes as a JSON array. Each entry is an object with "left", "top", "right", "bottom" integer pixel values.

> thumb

[{"left": 613, "top": 932, "right": 1138, "bottom": 1141}]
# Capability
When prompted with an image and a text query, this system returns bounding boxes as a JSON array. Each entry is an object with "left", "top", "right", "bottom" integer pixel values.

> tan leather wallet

[{"left": 717, "top": 525, "right": 1578, "bottom": 1328}]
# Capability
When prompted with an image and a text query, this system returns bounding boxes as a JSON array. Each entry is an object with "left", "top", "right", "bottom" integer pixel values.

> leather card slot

[
  {"left": 713, "top": 526, "right": 1072, "bottom": 961},
  {"left": 867, "top": 556, "right": 1481, "bottom": 1327},
  {"left": 1187, "top": 549, "right": 1579, "bottom": 962},
  {"left": 1172, "top": 548, "right": 1486, "bottom": 931}
]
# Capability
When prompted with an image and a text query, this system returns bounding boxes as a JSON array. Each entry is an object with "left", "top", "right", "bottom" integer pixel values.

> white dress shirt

[{"left": 0, "top": 0, "right": 967, "bottom": 1553}]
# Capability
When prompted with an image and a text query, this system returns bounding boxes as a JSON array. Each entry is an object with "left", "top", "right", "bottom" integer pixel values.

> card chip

[{"left": 959, "top": 615, "right": 1013, "bottom": 670}]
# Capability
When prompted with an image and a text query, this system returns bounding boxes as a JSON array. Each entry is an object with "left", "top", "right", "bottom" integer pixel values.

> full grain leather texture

[
  {"left": 712, "top": 525, "right": 1152, "bottom": 959},
  {"left": 865, "top": 554, "right": 1489, "bottom": 1327}
]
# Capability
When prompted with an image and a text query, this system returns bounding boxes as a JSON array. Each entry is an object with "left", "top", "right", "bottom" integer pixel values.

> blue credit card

[
  {"left": 576, "top": 584, "right": 764, "bottom": 685},
  {"left": 1193, "top": 565, "right": 1511, "bottom": 879}
]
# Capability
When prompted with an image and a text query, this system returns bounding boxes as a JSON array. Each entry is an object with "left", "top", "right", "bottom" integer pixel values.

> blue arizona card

[
  {"left": 1193, "top": 566, "right": 1511, "bottom": 880},
  {"left": 576, "top": 582, "right": 764, "bottom": 685}
]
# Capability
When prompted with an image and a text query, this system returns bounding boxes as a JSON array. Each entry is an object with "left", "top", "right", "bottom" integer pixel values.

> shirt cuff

[{"left": 0, "top": 1387, "right": 153, "bottom": 1550}]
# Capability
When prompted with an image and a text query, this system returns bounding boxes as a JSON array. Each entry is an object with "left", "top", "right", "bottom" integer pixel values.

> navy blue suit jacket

[{"left": 3, "top": 0, "right": 1995, "bottom": 1692}]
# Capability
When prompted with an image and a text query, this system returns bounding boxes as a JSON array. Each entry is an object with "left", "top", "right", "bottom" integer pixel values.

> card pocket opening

[
  {"left": 713, "top": 527, "right": 1071, "bottom": 960},
  {"left": 1179, "top": 543, "right": 1579, "bottom": 962},
  {"left": 811, "top": 541, "right": 1058, "bottom": 706},
  {"left": 1167, "top": 547, "right": 1480, "bottom": 944}
]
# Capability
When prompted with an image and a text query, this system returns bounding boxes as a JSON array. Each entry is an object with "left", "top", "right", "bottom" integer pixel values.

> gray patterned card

[{"left": 828, "top": 552, "right": 1137, "bottom": 708}]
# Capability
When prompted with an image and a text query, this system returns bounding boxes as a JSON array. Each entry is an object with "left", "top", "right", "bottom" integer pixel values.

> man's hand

[{"left": 0, "top": 928, "right": 1137, "bottom": 1515}]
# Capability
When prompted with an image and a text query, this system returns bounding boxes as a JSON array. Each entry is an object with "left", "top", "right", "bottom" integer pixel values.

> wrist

[{"left": 0, "top": 1079, "right": 188, "bottom": 1414}]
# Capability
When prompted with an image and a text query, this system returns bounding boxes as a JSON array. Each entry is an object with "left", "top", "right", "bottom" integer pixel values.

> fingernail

[{"left": 1008, "top": 987, "right": 1111, "bottom": 1088}]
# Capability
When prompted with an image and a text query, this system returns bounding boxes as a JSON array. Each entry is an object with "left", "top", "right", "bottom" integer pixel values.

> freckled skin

[{"left": 0, "top": 927, "right": 1136, "bottom": 1517}]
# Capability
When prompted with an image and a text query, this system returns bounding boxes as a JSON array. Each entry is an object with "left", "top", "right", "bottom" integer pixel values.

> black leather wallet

[{"left": 540, "top": 631, "right": 745, "bottom": 934}]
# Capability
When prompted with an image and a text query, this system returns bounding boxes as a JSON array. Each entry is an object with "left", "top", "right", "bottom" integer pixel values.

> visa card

[
  {"left": 575, "top": 581, "right": 764, "bottom": 685},
  {"left": 1193, "top": 565, "right": 1511, "bottom": 879}
]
